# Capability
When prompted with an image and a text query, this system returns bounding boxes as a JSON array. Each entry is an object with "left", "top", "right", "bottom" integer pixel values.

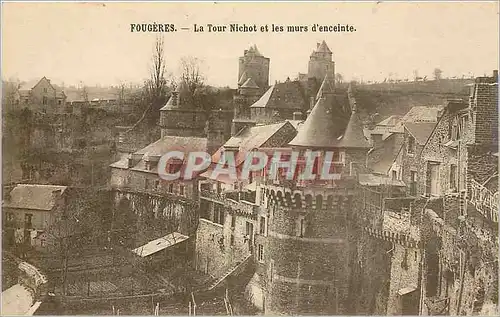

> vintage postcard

[{"left": 1, "top": 1, "right": 499, "bottom": 316}]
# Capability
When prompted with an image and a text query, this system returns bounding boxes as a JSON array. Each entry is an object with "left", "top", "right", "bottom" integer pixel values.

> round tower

[{"left": 257, "top": 82, "right": 371, "bottom": 315}]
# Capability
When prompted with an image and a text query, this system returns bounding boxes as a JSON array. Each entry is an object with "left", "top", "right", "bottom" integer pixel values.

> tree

[
  {"left": 433, "top": 68, "right": 443, "bottom": 80},
  {"left": 2, "top": 79, "right": 20, "bottom": 110},
  {"left": 335, "top": 73, "right": 344, "bottom": 85},
  {"left": 177, "top": 56, "right": 220, "bottom": 113},
  {"left": 79, "top": 81, "right": 89, "bottom": 103},
  {"left": 179, "top": 56, "right": 205, "bottom": 107},
  {"left": 126, "top": 35, "right": 170, "bottom": 131},
  {"left": 145, "top": 35, "right": 169, "bottom": 115}
]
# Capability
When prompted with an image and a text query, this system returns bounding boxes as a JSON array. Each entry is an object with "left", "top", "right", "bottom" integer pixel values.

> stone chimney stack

[
  {"left": 371, "top": 134, "right": 384, "bottom": 149},
  {"left": 493, "top": 70, "right": 498, "bottom": 80},
  {"left": 171, "top": 91, "right": 179, "bottom": 107},
  {"left": 51, "top": 189, "right": 62, "bottom": 204}
]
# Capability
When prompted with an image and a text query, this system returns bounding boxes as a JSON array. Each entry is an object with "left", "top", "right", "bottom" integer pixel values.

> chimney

[
  {"left": 51, "top": 189, "right": 62, "bottom": 204},
  {"left": 317, "top": 43, "right": 320, "bottom": 49},
  {"left": 309, "top": 96, "right": 315, "bottom": 109},
  {"left": 127, "top": 154, "right": 134, "bottom": 168},
  {"left": 493, "top": 70, "right": 498, "bottom": 81},
  {"left": 293, "top": 112, "right": 303, "bottom": 121},
  {"left": 371, "top": 134, "right": 383, "bottom": 149},
  {"left": 171, "top": 91, "right": 179, "bottom": 107},
  {"left": 244, "top": 50, "right": 248, "bottom": 55}
]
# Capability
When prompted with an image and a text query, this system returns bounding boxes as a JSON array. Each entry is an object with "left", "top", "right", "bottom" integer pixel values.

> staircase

[{"left": 201, "top": 255, "right": 252, "bottom": 292}]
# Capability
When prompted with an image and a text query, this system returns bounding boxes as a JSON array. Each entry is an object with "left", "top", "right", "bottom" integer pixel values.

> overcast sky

[{"left": 2, "top": 2, "right": 498, "bottom": 87}]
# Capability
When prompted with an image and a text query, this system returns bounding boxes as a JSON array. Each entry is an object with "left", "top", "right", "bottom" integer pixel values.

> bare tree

[
  {"left": 145, "top": 36, "right": 169, "bottom": 110},
  {"left": 433, "top": 68, "right": 443, "bottom": 80},
  {"left": 79, "top": 81, "right": 89, "bottom": 103},
  {"left": 127, "top": 35, "right": 170, "bottom": 131},
  {"left": 2, "top": 79, "right": 20, "bottom": 109},
  {"left": 179, "top": 56, "right": 205, "bottom": 106}
]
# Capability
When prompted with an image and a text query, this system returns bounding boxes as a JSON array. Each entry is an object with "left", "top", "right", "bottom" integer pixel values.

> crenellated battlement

[{"left": 363, "top": 226, "right": 420, "bottom": 248}]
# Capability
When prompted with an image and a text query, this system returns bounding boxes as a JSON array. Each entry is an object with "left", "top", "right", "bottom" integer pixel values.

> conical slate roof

[
  {"left": 238, "top": 71, "right": 248, "bottom": 85},
  {"left": 337, "top": 108, "right": 371, "bottom": 149},
  {"left": 241, "top": 78, "right": 259, "bottom": 89},
  {"left": 316, "top": 40, "right": 332, "bottom": 53},
  {"left": 288, "top": 97, "right": 343, "bottom": 148},
  {"left": 248, "top": 44, "right": 263, "bottom": 56},
  {"left": 316, "top": 72, "right": 336, "bottom": 100}
]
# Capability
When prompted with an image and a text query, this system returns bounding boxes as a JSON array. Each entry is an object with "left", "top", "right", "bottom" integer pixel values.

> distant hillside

[
  {"left": 357, "top": 78, "right": 473, "bottom": 95},
  {"left": 353, "top": 79, "right": 472, "bottom": 121}
]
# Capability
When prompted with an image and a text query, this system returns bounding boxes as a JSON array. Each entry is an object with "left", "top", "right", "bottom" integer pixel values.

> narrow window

[
  {"left": 259, "top": 216, "right": 266, "bottom": 235},
  {"left": 179, "top": 185, "right": 185, "bottom": 196},
  {"left": 258, "top": 244, "right": 264, "bottom": 262},
  {"left": 449, "top": 164, "right": 457, "bottom": 191},
  {"left": 410, "top": 171, "right": 417, "bottom": 195}
]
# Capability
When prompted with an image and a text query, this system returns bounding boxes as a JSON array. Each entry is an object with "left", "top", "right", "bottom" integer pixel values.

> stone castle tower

[
  {"left": 259, "top": 75, "right": 371, "bottom": 315},
  {"left": 238, "top": 44, "right": 270, "bottom": 91},
  {"left": 232, "top": 45, "right": 269, "bottom": 136},
  {"left": 308, "top": 40, "right": 335, "bottom": 83}
]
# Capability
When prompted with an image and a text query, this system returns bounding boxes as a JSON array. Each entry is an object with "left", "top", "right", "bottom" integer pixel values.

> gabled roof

[
  {"left": 111, "top": 136, "right": 208, "bottom": 174},
  {"left": 211, "top": 121, "right": 296, "bottom": 167},
  {"left": 338, "top": 110, "right": 371, "bottom": 149},
  {"left": 202, "top": 121, "right": 297, "bottom": 182},
  {"left": 250, "top": 81, "right": 306, "bottom": 110},
  {"left": 288, "top": 96, "right": 346, "bottom": 148},
  {"left": 135, "top": 136, "right": 208, "bottom": 157},
  {"left": 377, "top": 115, "right": 402, "bottom": 127},
  {"left": 402, "top": 105, "right": 443, "bottom": 123},
  {"left": 316, "top": 72, "right": 335, "bottom": 100},
  {"left": 3, "top": 184, "right": 68, "bottom": 211},
  {"left": 404, "top": 122, "right": 436, "bottom": 145},
  {"left": 241, "top": 78, "right": 259, "bottom": 89}
]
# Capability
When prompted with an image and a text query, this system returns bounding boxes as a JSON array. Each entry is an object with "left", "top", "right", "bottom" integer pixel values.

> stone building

[
  {"left": 109, "top": 90, "right": 209, "bottom": 251},
  {"left": 18, "top": 77, "right": 67, "bottom": 113},
  {"left": 2, "top": 184, "right": 68, "bottom": 248},
  {"left": 415, "top": 71, "right": 499, "bottom": 315},
  {"left": 195, "top": 120, "right": 300, "bottom": 283}
]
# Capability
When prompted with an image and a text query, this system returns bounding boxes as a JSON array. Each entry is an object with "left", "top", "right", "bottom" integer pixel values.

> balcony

[{"left": 468, "top": 179, "right": 499, "bottom": 223}]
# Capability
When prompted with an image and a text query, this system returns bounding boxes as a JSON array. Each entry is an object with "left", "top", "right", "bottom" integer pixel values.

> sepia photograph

[{"left": 1, "top": 1, "right": 499, "bottom": 316}]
